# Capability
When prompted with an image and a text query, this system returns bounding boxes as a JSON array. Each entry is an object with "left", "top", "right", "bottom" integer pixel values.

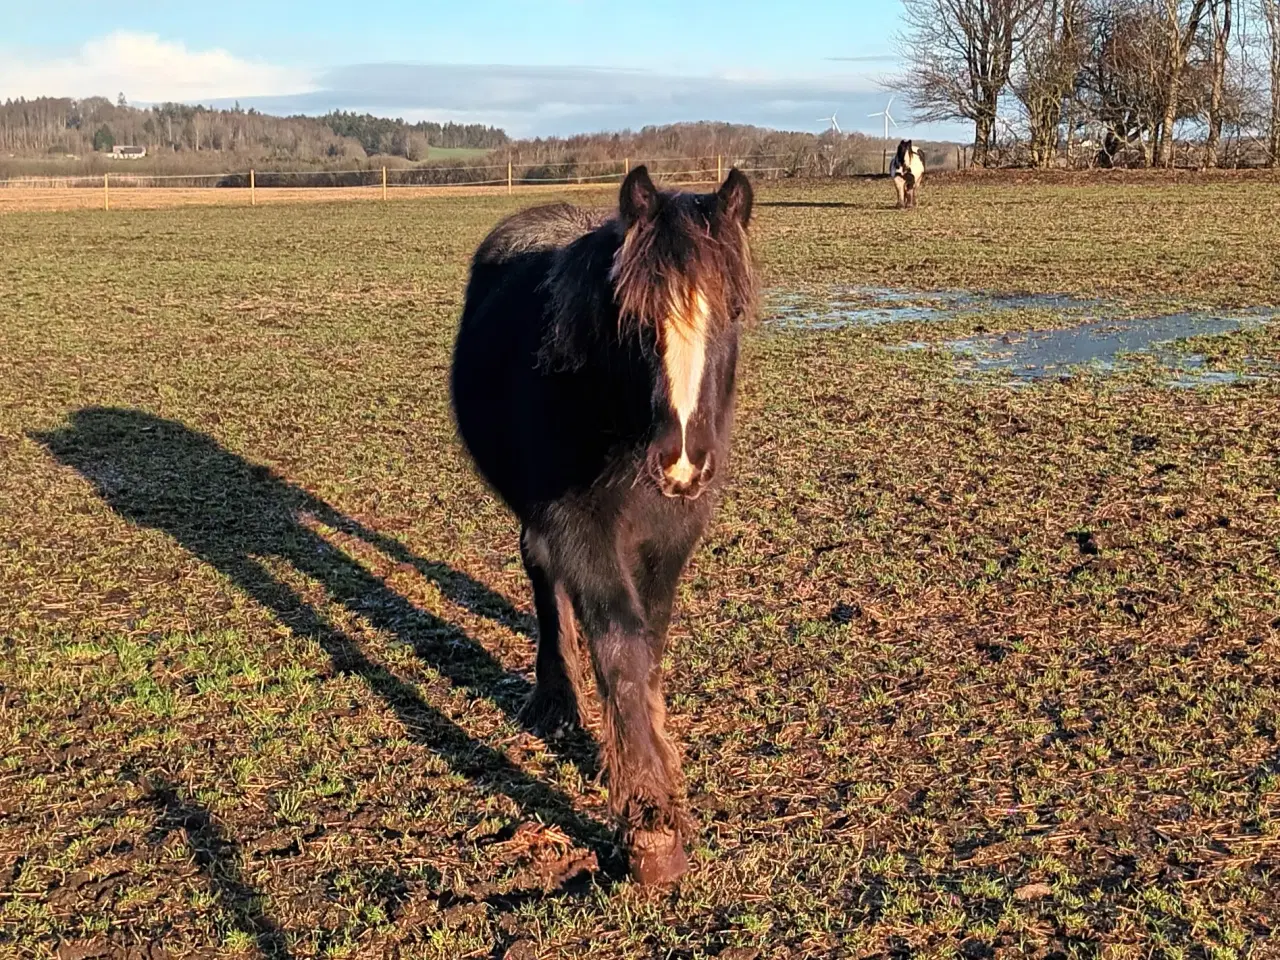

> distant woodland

[
  {"left": 0, "top": 96, "right": 508, "bottom": 176},
  {"left": 0, "top": 89, "right": 974, "bottom": 185},
  {"left": 503, "top": 123, "right": 957, "bottom": 178},
  {"left": 0, "top": 98, "right": 956, "bottom": 182}
]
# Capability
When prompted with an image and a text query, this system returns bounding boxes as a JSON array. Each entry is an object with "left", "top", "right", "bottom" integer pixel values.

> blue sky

[{"left": 0, "top": 1, "right": 963, "bottom": 138}]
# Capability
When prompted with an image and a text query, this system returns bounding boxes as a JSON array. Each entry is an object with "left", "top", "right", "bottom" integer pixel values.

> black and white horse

[
  {"left": 889, "top": 139, "right": 925, "bottom": 208},
  {"left": 450, "top": 166, "right": 756, "bottom": 885}
]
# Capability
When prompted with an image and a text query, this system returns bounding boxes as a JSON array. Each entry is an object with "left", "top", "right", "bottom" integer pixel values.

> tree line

[
  {"left": 160, "top": 123, "right": 963, "bottom": 188},
  {"left": 0, "top": 96, "right": 507, "bottom": 166},
  {"left": 898, "top": 0, "right": 1280, "bottom": 167},
  {"left": 315, "top": 111, "right": 507, "bottom": 159},
  {"left": 501, "top": 122, "right": 956, "bottom": 179},
  {"left": 1, "top": 100, "right": 962, "bottom": 182}
]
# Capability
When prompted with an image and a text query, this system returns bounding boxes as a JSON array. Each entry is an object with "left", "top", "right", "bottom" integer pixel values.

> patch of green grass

[{"left": 424, "top": 146, "right": 494, "bottom": 162}]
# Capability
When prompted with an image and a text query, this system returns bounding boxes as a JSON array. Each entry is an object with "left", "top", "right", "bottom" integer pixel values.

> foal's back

[
  {"left": 452, "top": 202, "right": 643, "bottom": 514},
  {"left": 471, "top": 202, "right": 605, "bottom": 271}
]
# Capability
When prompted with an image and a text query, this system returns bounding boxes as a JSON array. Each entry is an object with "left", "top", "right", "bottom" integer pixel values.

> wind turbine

[
  {"left": 869, "top": 97, "right": 898, "bottom": 142},
  {"left": 818, "top": 111, "right": 841, "bottom": 134}
]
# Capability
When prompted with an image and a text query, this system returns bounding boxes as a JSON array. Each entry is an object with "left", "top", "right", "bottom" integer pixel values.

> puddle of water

[
  {"left": 1164, "top": 357, "right": 1274, "bottom": 389},
  {"left": 943, "top": 310, "right": 1276, "bottom": 386},
  {"left": 764, "top": 286, "right": 1103, "bottom": 329},
  {"left": 768, "top": 285, "right": 1277, "bottom": 387}
]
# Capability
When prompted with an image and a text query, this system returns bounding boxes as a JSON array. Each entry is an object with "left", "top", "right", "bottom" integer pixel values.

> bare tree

[
  {"left": 1074, "top": 0, "right": 1217, "bottom": 166},
  {"left": 1079, "top": 1, "right": 1164, "bottom": 165},
  {"left": 1014, "top": 0, "right": 1088, "bottom": 165},
  {"left": 896, "top": 0, "right": 1044, "bottom": 165},
  {"left": 1262, "top": 0, "right": 1280, "bottom": 163},
  {"left": 1203, "top": 0, "right": 1234, "bottom": 164},
  {"left": 1154, "top": 0, "right": 1210, "bottom": 165}
]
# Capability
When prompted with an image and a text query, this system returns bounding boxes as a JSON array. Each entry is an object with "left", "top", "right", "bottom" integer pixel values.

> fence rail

[{"left": 0, "top": 153, "right": 882, "bottom": 210}]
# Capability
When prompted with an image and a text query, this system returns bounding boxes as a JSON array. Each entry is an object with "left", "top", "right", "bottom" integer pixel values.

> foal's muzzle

[{"left": 656, "top": 451, "right": 716, "bottom": 500}]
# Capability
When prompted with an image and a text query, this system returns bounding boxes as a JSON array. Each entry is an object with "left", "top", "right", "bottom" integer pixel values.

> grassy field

[
  {"left": 424, "top": 147, "right": 494, "bottom": 162},
  {"left": 0, "top": 182, "right": 686, "bottom": 214},
  {"left": 2, "top": 177, "right": 1279, "bottom": 959},
  {"left": 0, "top": 149, "right": 495, "bottom": 184}
]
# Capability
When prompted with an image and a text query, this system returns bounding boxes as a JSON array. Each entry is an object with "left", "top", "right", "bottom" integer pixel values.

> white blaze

[{"left": 662, "top": 290, "right": 709, "bottom": 485}]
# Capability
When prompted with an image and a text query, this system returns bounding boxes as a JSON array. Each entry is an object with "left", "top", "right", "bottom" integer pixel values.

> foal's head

[{"left": 611, "top": 165, "right": 755, "bottom": 500}]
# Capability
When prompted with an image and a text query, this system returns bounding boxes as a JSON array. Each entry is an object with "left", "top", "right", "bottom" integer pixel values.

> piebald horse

[
  {"left": 889, "top": 138, "right": 925, "bottom": 208},
  {"left": 450, "top": 166, "right": 756, "bottom": 885}
]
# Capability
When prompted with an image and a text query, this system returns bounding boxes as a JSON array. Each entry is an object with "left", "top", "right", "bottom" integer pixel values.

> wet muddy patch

[
  {"left": 930, "top": 310, "right": 1276, "bottom": 387},
  {"left": 764, "top": 286, "right": 1104, "bottom": 329},
  {"left": 766, "top": 285, "right": 1277, "bottom": 387}
]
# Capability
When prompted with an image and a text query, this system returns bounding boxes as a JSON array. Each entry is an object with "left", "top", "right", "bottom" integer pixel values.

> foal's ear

[
  {"left": 620, "top": 165, "right": 659, "bottom": 225},
  {"left": 716, "top": 167, "right": 753, "bottom": 228}
]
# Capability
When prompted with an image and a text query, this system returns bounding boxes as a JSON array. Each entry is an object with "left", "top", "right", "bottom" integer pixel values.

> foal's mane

[{"left": 539, "top": 186, "right": 755, "bottom": 371}]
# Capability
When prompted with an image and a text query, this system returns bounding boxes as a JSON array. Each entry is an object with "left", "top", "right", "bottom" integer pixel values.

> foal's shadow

[
  {"left": 36, "top": 407, "right": 613, "bottom": 870},
  {"left": 144, "top": 776, "right": 292, "bottom": 958}
]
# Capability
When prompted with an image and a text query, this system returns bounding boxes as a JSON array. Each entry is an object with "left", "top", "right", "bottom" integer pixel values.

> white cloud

[
  {"left": 0, "top": 33, "right": 965, "bottom": 139},
  {"left": 0, "top": 31, "right": 316, "bottom": 103},
  {"left": 235, "top": 63, "right": 901, "bottom": 137}
]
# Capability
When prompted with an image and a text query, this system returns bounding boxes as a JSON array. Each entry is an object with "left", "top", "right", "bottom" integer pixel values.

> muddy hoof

[
  {"left": 628, "top": 829, "right": 688, "bottom": 886},
  {"left": 518, "top": 685, "right": 580, "bottom": 739}
]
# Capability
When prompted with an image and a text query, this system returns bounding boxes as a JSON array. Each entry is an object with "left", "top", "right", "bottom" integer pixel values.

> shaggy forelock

[
  {"left": 532, "top": 188, "right": 755, "bottom": 373},
  {"left": 610, "top": 192, "right": 755, "bottom": 336}
]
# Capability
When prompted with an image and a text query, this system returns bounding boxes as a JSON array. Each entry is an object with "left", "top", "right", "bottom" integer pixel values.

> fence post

[
  {"left": 883, "top": 149, "right": 888, "bottom": 175},
  {"left": 624, "top": 157, "right": 629, "bottom": 175},
  {"left": 382, "top": 165, "right": 387, "bottom": 201},
  {"left": 717, "top": 155, "right": 722, "bottom": 182},
  {"left": 103, "top": 173, "right": 109, "bottom": 211},
  {"left": 508, "top": 159, "right": 513, "bottom": 195},
  {"left": 250, "top": 169, "right": 255, "bottom": 206}
]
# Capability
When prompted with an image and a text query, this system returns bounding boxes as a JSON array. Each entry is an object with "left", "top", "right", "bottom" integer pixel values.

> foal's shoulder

[{"left": 473, "top": 203, "right": 614, "bottom": 268}]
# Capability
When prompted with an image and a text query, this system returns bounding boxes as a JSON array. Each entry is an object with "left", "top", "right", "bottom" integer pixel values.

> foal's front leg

[{"left": 581, "top": 595, "right": 688, "bottom": 885}]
